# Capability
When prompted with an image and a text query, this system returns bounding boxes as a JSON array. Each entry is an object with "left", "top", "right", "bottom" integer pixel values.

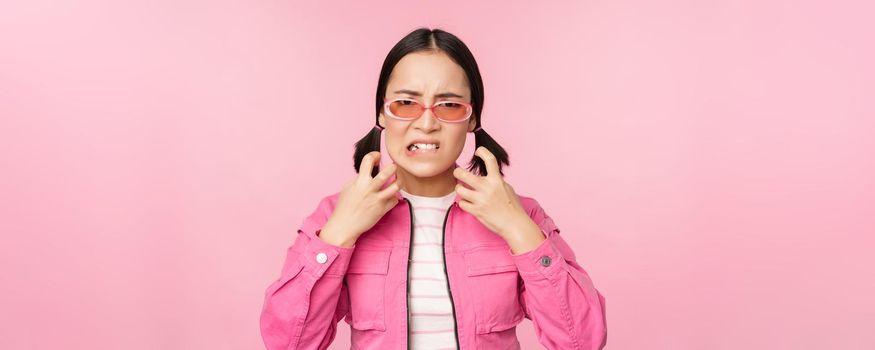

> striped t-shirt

[{"left": 400, "top": 189, "right": 459, "bottom": 350}]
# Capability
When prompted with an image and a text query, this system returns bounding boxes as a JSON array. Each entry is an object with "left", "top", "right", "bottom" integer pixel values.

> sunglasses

[{"left": 383, "top": 97, "right": 473, "bottom": 123}]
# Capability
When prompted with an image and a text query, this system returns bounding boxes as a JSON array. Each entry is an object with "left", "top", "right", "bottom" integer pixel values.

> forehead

[{"left": 386, "top": 51, "right": 470, "bottom": 97}]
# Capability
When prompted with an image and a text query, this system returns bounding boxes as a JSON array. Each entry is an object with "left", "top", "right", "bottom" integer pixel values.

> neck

[{"left": 396, "top": 163, "right": 459, "bottom": 197}]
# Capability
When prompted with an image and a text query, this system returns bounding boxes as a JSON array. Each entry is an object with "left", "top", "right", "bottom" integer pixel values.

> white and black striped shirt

[{"left": 400, "top": 189, "right": 459, "bottom": 350}]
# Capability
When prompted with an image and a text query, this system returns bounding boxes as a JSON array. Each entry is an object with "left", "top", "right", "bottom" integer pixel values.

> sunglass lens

[
  {"left": 434, "top": 102, "right": 469, "bottom": 121},
  {"left": 389, "top": 100, "right": 421, "bottom": 119}
]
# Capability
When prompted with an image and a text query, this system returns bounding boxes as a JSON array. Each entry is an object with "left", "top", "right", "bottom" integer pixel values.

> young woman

[{"left": 260, "top": 27, "right": 607, "bottom": 350}]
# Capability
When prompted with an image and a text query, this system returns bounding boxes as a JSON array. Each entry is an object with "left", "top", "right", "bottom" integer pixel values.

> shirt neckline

[{"left": 399, "top": 189, "right": 457, "bottom": 204}]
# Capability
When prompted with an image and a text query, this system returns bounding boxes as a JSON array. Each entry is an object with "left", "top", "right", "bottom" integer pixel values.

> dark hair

[{"left": 353, "top": 27, "right": 510, "bottom": 178}]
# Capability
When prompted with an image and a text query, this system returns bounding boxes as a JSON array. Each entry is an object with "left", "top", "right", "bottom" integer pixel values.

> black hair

[{"left": 353, "top": 27, "right": 510, "bottom": 178}]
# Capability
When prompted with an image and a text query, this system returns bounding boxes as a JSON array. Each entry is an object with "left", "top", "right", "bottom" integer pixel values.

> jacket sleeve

[
  {"left": 260, "top": 195, "right": 354, "bottom": 350},
  {"left": 511, "top": 199, "right": 608, "bottom": 350}
]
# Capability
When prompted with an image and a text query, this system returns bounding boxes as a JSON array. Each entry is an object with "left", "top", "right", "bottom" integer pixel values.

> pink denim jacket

[{"left": 260, "top": 191, "right": 607, "bottom": 349}]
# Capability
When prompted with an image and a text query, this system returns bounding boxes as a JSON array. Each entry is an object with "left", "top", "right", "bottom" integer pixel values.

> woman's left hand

[{"left": 453, "top": 147, "right": 543, "bottom": 244}]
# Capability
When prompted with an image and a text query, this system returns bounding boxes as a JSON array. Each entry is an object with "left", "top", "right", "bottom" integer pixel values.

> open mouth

[{"left": 407, "top": 141, "right": 440, "bottom": 154}]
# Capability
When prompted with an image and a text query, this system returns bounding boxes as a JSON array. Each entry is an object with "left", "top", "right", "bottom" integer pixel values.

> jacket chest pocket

[
  {"left": 463, "top": 247, "right": 525, "bottom": 334},
  {"left": 344, "top": 247, "right": 392, "bottom": 332}
]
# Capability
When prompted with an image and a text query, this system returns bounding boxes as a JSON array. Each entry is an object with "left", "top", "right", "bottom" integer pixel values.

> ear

[
  {"left": 378, "top": 113, "right": 386, "bottom": 129},
  {"left": 467, "top": 116, "right": 477, "bottom": 132}
]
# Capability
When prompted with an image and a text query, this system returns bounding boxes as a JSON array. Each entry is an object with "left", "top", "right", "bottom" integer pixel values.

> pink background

[{"left": 2, "top": 0, "right": 873, "bottom": 349}]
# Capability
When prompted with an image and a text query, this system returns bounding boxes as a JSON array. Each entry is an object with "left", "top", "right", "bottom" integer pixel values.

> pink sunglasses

[{"left": 383, "top": 97, "right": 473, "bottom": 123}]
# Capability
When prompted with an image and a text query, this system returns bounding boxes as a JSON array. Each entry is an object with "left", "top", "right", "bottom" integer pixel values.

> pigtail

[
  {"left": 353, "top": 125, "right": 383, "bottom": 177},
  {"left": 468, "top": 126, "right": 510, "bottom": 177}
]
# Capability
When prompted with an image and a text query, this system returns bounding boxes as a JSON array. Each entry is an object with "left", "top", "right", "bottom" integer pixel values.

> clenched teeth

[{"left": 408, "top": 143, "right": 439, "bottom": 151}]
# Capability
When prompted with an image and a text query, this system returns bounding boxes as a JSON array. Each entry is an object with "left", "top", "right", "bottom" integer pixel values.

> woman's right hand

[{"left": 318, "top": 151, "right": 402, "bottom": 248}]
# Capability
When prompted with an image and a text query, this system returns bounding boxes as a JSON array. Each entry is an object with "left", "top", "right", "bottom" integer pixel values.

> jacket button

[
  {"left": 539, "top": 255, "right": 552, "bottom": 267},
  {"left": 316, "top": 252, "right": 328, "bottom": 264}
]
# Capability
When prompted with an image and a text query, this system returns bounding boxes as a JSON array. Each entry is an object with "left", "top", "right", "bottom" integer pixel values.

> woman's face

[{"left": 378, "top": 51, "right": 477, "bottom": 178}]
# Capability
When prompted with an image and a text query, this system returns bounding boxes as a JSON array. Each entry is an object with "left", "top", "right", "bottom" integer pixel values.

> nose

[{"left": 413, "top": 104, "right": 439, "bottom": 131}]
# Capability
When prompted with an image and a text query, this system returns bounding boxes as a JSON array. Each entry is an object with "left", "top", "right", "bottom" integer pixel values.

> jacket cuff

[
  {"left": 509, "top": 227, "right": 564, "bottom": 279},
  {"left": 300, "top": 228, "right": 355, "bottom": 278}
]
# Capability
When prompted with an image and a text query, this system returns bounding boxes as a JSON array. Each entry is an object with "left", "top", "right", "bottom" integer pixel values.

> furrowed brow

[{"left": 393, "top": 89, "right": 464, "bottom": 99}]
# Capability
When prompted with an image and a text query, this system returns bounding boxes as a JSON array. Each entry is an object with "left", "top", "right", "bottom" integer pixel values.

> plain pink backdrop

[{"left": 1, "top": 0, "right": 873, "bottom": 349}]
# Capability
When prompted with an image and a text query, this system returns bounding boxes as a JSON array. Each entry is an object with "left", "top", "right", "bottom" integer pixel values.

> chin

[{"left": 397, "top": 158, "right": 453, "bottom": 178}]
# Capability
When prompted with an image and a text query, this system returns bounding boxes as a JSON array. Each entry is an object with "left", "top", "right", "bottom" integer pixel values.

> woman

[{"left": 260, "top": 27, "right": 607, "bottom": 350}]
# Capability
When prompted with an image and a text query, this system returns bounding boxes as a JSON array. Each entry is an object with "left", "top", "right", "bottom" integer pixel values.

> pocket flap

[
  {"left": 344, "top": 317, "right": 387, "bottom": 331},
  {"left": 347, "top": 248, "right": 391, "bottom": 275},
  {"left": 463, "top": 247, "right": 518, "bottom": 276},
  {"left": 477, "top": 313, "right": 525, "bottom": 334}
]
